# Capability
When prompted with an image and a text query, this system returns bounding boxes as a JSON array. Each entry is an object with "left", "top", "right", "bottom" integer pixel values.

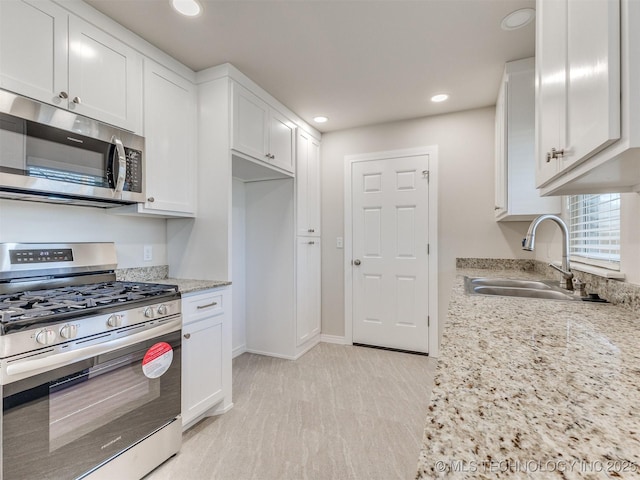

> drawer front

[{"left": 183, "top": 290, "right": 224, "bottom": 321}]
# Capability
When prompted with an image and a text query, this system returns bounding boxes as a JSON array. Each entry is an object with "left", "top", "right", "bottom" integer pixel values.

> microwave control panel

[{"left": 123, "top": 148, "right": 142, "bottom": 193}]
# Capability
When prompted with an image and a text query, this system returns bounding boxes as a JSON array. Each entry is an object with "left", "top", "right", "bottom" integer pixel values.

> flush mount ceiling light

[
  {"left": 430, "top": 94, "right": 449, "bottom": 103},
  {"left": 171, "top": 0, "right": 202, "bottom": 17},
  {"left": 501, "top": 8, "right": 535, "bottom": 30},
  {"left": 313, "top": 116, "right": 328, "bottom": 124}
]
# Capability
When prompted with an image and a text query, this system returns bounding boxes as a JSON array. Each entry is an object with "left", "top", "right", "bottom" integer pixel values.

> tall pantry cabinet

[{"left": 167, "top": 64, "right": 322, "bottom": 360}]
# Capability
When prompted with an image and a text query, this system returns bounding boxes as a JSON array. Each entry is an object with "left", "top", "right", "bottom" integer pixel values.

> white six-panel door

[{"left": 351, "top": 155, "right": 430, "bottom": 353}]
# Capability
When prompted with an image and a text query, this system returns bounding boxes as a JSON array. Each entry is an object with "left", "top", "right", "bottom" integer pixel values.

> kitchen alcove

[{"left": 231, "top": 154, "right": 298, "bottom": 359}]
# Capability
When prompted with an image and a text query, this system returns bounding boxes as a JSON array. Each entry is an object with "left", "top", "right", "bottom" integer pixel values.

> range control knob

[
  {"left": 157, "top": 304, "right": 168, "bottom": 315},
  {"left": 36, "top": 328, "right": 56, "bottom": 345},
  {"left": 59, "top": 324, "right": 78, "bottom": 339},
  {"left": 144, "top": 307, "right": 154, "bottom": 318},
  {"left": 107, "top": 314, "right": 123, "bottom": 328}
]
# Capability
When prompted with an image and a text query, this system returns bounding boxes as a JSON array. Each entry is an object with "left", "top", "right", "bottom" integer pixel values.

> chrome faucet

[{"left": 522, "top": 214, "right": 574, "bottom": 290}]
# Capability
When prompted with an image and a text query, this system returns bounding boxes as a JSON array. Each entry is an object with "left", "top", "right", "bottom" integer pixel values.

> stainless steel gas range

[{"left": 0, "top": 243, "right": 182, "bottom": 480}]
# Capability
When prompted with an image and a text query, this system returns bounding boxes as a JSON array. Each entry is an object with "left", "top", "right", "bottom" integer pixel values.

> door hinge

[{"left": 422, "top": 170, "right": 429, "bottom": 182}]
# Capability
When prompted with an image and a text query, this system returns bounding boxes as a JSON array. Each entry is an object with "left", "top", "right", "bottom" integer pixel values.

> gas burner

[{"left": 0, "top": 281, "right": 179, "bottom": 329}]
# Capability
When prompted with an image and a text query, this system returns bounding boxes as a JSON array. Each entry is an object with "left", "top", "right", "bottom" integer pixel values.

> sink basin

[
  {"left": 464, "top": 277, "right": 578, "bottom": 301},
  {"left": 467, "top": 277, "right": 553, "bottom": 290}
]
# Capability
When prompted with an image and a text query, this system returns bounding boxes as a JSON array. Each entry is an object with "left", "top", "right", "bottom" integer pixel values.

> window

[{"left": 568, "top": 194, "right": 621, "bottom": 270}]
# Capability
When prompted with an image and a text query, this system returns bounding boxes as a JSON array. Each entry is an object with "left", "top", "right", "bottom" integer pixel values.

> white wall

[
  {"left": 231, "top": 178, "right": 246, "bottom": 356},
  {"left": 321, "top": 107, "right": 537, "bottom": 340},
  {"left": 0, "top": 199, "right": 167, "bottom": 268}
]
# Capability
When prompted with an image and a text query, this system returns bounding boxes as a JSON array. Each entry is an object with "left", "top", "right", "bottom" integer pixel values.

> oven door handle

[{"left": 5, "top": 318, "right": 181, "bottom": 379}]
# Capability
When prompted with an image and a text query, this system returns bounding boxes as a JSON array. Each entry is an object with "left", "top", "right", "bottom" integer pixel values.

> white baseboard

[
  {"left": 232, "top": 344, "right": 246, "bottom": 358},
  {"left": 320, "top": 334, "right": 350, "bottom": 345},
  {"left": 244, "top": 348, "right": 296, "bottom": 360}
]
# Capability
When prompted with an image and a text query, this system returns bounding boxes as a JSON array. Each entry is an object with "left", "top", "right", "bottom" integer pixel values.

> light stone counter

[
  {"left": 152, "top": 278, "right": 231, "bottom": 294},
  {"left": 416, "top": 266, "right": 640, "bottom": 479},
  {"left": 115, "top": 266, "right": 230, "bottom": 294}
]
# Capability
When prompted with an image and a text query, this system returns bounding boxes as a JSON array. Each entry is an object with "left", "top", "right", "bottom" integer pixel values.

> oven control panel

[{"left": 9, "top": 248, "right": 74, "bottom": 264}]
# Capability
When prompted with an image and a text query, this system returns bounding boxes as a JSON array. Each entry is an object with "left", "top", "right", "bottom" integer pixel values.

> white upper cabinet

[
  {"left": 0, "top": 0, "right": 142, "bottom": 133},
  {"left": 536, "top": 0, "right": 640, "bottom": 194},
  {"left": 67, "top": 16, "right": 142, "bottom": 133},
  {"left": 231, "top": 82, "right": 295, "bottom": 174},
  {"left": 296, "top": 129, "right": 321, "bottom": 235},
  {"left": 0, "top": 0, "right": 67, "bottom": 107},
  {"left": 495, "top": 58, "right": 560, "bottom": 221},
  {"left": 138, "top": 59, "right": 196, "bottom": 216}
]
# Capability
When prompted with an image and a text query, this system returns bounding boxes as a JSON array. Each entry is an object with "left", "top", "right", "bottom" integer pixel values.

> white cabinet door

[
  {"left": 0, "top": 0, "right": 68, "bottom": 107},
  {"left": 231, "top": 82, "right": 295, "bottom": 174},
  {"left": 497, "top": 58, "right": 560, "bottom": 221},
  {"left": 269, "top": 109, "right": 295, "bottom": 172},
  {"left": 563, "top": 0, "right": 620, "bottom": 170},
  {"left": 296, "top": 130, "right": 321, "bottom": 236},
  {"left": 142, "top": 59, "right": 196, "bottom": 215},
  {"left": 232, "top": 83, "right": 269, "bottom": 161},
  {"left": 296, "top": 237, "right": 321, "bottom": 347},
  {"left": 535, "top": 0, "right": 566, "bottom": 187},
  {"left": 182, "top": 315, "right": 223, "bottom": 425},
  {"left": 536, "top": 0, "right": 620, "bottom": 188},
  {"left": 494, "top": 77, "right": 507, "bottom": 217},
  {"left": 181, "top": 288, "right": 230, "bottom": 428},
  {"left": 68, "top": 16, "right": 142, "bottom": 133}
]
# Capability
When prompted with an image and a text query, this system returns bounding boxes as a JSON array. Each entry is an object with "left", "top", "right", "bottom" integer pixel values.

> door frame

[{"left": 344, "top": 146, "right": 439, "bottom": 357}]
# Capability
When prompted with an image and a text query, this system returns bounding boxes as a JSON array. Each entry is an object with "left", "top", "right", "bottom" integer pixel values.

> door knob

[{"left": 353, "top": 259, "right": 361, "bottom": 266}]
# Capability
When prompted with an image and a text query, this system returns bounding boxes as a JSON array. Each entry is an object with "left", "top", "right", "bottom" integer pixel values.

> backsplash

[
  {"left": 457, "top": 258, "right": 640, "bottom": 313},
  {"left": 115, "top": 265, "right": 168, "bottom": 282}
]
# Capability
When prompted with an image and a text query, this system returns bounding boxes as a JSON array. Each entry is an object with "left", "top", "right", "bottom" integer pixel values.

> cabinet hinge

[
  {"left": 427, "top": 244, "right": 430, "bottom": 255},
  {"left": 428, "top": 315, "right": 430, "bottom": 327},
  {"left": 422, "top": 170, "right": 429, "bottom": 182}
]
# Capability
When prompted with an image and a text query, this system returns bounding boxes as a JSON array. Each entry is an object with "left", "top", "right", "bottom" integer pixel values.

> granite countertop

[
  {"left": 416, "top": 267, "right": 640, "bottom": 478},
  {"left": 115, "top": 266, "right": 230, "bottom": 294},
  {"left": 152, "top": 278, "right": 231, "bottom": 294}
]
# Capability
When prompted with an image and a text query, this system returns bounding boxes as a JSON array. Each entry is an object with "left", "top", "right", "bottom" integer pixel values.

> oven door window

[{"left": 2, "top": 331, "right": 181, "bottom": 480}]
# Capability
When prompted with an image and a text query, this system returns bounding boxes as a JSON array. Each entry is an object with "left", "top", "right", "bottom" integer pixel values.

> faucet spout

[{"left": 522, "top": 214, "right": 573, "bottom": 290}]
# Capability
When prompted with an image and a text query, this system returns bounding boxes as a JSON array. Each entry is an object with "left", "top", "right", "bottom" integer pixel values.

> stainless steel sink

[
  {"left": 467, "top": 277, "right": 553, "bottom": 290},
  {"left": 464, "top": 277, "right": 578, "bottom": 301}
]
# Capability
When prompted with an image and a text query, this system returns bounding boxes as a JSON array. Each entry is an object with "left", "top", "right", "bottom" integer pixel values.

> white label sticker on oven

[{"left": 142, "top": 342, "right": 173, "bottom": 378}]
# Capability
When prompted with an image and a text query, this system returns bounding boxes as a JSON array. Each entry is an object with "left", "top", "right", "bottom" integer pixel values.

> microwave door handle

[{"left": 111, "top": 136, "right": 127, "bottom": 196}]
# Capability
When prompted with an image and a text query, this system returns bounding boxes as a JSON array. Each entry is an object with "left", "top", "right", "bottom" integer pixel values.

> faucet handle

[{"left": 573, "top": 278, "right": 588, "bottom": 297}]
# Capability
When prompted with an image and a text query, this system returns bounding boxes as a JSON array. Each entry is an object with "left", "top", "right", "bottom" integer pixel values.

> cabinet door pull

[
  {"left": 308, "top": 241, "right": 315, "bottom": 245},
  {"left": 184, "top": 333, "right": 191, "bottom": 339},
  {"left": 58, "top": 91, "right": 68, "bottom": 99},
  {"left": 72, "top": 96, "right": 82, "bottom": 104},
  {"left": 196, "top": 301, "right": 218, "bottom": 309},
  {"left": 308, "top": 228, "right": 315, "bottom": 233}
]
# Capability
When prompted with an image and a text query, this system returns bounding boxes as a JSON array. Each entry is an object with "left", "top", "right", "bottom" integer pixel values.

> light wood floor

[{"left": 147, "top": 342, "right": 437, "bottom": 480}]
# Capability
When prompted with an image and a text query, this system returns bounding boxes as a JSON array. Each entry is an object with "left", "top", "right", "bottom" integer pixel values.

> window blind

[{"left": 568, "top": 194, "right": 620, "bottom": 269}]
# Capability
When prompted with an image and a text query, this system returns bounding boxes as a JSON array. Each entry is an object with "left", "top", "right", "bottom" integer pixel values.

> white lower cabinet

[
  {"left": 181, "top": 286, "right": 232, "bottom": 429},
  {"left": 296, "top": 237, "right": 321, "bottom": 346}
]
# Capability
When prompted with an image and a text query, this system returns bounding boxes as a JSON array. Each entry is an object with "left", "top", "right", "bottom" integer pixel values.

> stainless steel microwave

[{"left": 0, "top": 89, "right": 145, "bottom": 207}]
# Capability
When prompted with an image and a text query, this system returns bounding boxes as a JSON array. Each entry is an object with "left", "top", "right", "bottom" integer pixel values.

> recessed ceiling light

[
  {"left": 501, "top": 8, "right": 535, "bottom": 30},
  {"left": 430, "top": 94, "right": 449, "bottom": 103},
  {"left": 171, "top": 0, "right": 202, "bottom": 17},
  {"left": 313, "top": 116, "right": 328, "bottom": 124}
]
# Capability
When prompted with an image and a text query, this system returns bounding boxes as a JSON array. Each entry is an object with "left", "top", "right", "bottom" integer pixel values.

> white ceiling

[{"left": 85, "top": 0, "right": 536, "bottom": 132}]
